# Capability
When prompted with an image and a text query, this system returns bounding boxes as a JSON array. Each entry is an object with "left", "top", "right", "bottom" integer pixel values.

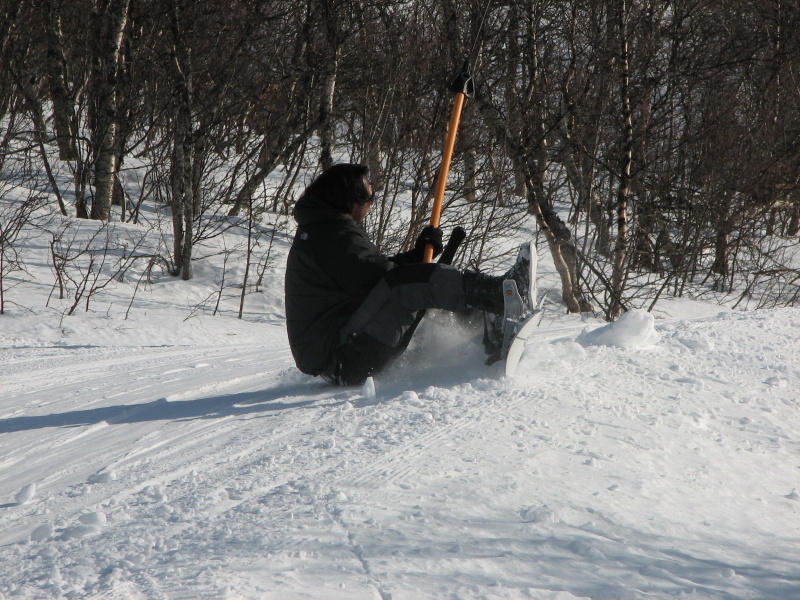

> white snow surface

[{"left": 1, "top": 209, "right": 800, "bottom": 600}]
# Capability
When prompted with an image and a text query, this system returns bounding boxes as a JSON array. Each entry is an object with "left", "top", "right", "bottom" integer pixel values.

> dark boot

[
  {"left": 463, "top": 248, "right": 532, "bottom": 315},
  {"left": 462, "top": 270, "right": 504, "bottom": 314},
  {"left": 502, "top": 246, "right": 532, "bottom": 311}
]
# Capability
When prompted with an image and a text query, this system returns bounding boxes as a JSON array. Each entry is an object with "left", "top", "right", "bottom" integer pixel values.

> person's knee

[{"left": 383, "top": 263, "right": 465, "bottom": 313}]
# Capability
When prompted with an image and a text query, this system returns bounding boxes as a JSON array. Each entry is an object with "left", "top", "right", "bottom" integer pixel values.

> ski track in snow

[{"left": 1, "top": 310, "right": 799, "bottom": 599}]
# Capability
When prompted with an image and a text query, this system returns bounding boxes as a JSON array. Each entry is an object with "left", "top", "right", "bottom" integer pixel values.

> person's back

[{"left": 284, "top": 164, "right": 390, "bottom": 376}]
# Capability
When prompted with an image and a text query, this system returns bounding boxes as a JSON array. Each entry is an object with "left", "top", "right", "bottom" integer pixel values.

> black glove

[
  {"left": 390, "top": 226, "right": 444, "bottom": 265},
  {"left": 414, "top": 225, "right": 444, "bottom": 259}
]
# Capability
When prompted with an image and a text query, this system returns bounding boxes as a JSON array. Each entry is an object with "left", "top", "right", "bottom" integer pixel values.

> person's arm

[{"left": 311, "top": 224, "right": 393, "bottom": 295}]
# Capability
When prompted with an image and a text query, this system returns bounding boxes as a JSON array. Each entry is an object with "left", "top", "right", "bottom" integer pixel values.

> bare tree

[
  {"left": 609, "top": 0, "right": 632, "bottom": 319},
  {"left": 1, "top": 0, "right": 797, "bottom": 316},
  {"left": 0, "top": 196, "right": 38, "bottom": 314}
]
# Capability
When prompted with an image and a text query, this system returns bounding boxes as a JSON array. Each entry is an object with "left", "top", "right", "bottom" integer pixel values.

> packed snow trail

[{"left": 1, "top": 308, "right": 799, "bottom": 599}]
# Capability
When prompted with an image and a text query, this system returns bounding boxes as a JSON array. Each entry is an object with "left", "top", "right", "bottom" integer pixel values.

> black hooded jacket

[{"left": 284, "top": 191, "right": 395, "bottom": 376}]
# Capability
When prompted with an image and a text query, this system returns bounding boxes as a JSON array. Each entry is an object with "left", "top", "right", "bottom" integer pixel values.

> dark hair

[{"left": 303, "top": 163, "right": 371, "bottom": 214}]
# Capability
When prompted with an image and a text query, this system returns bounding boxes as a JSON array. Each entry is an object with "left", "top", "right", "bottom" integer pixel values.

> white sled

[
  {"left": 491, "top": 241, "right": 542, "bottom": 376},
  {"left": 504, "top": 309, "right": 544, "bottom": 376}
]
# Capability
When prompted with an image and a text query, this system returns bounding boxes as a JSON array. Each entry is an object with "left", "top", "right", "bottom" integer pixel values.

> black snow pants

[{"left": 324, "top": 263, "right": 466, "bottom": 386}]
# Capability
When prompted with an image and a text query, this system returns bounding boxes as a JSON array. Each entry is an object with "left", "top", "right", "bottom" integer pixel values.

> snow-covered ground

[{"left": 1, "top": 204, "right": 799, "bottom": 599}]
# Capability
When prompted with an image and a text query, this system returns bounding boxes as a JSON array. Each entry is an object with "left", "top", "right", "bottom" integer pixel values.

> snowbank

[{"left": 577, "top": 308, "right": 661, "bottom": 348}]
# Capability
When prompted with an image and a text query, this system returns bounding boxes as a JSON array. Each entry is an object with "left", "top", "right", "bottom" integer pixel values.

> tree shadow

[{"left": 0, "top": 381, "right": 347, "bottom": 434}]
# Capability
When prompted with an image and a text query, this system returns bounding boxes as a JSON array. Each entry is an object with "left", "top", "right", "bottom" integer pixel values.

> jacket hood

[{"left": 293, "top": 191, "right": 353, "bottom": 227}]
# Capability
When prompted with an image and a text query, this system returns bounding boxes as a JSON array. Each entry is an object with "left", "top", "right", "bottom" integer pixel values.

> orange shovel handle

[{"left": 424, "top": 92, "right": 467, "bottom": 263}]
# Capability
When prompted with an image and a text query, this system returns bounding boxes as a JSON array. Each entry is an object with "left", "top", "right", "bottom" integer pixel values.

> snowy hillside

[{"left": 1, "top": 207, "right": 799, "bottom": 600}]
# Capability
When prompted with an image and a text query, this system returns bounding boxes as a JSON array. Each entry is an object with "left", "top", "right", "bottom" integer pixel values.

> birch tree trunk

[
  {"left": 318, "top": 0, "right": 340, "bottom": 171},
  {"left": 610, "top": 0, "right": 632, "bottom": 319},
  {"left": 170, "top": 124, "right": 187, "bottom": 277},
  {"left": 43, "top": 1, "right": 78, "bottom": 162},
  {"left": 367, "top": 140, "right": 384, "bottom": 193},
  {"left": 169, "top": 0, "right": 194, "bottom": 280},
  {"left": 39, "top": 0, "right": 92, "bottom": 217},
  {"left": 90, "top": 0, "right": 131, "bottom": 221},
  {"left": 319, "top": 59, "right": 338, "bottom": 171}
]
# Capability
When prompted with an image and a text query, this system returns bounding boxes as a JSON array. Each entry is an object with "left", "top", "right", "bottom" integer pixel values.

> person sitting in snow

[{"left": 284, "top": 162, "right": 530, "bottom": 386}]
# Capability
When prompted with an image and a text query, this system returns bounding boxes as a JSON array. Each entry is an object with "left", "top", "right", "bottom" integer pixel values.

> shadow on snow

[{"left": 0, "top": 382, "right": 346, "bottom": 434}]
